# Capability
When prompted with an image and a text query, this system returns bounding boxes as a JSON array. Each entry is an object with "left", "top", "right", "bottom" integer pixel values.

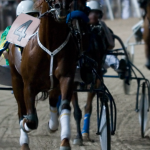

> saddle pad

[{"left": 6, "top": 13, "right": 40, "bottom": 47}]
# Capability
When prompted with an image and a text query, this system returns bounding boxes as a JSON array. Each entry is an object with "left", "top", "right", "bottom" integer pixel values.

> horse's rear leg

[
  {"left": 59, "top": 76, "right": 74, "bottom": 150},
  {"left": 72, "top": 92, "right": 82, "bottom": 145},
  {"left": 10, "top": 64, "right": 29, "bottom": 149}
]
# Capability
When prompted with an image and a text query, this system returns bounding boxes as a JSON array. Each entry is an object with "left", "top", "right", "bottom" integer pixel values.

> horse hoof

[
  {"left": 73, "top": 138, "right": 83, "bottom": 146},
  {"left": 82, "top": 133, "right": 94, "bottom": 142},
  {"left": 21, "top": 144, "right": 30, "bottom": 150},
  {"left": 47, "top": 122, "right": 58, "bottom": 133},
  {"left": 60, "top": 138, "right": 71, "bottom": 150},
  {"left": 82, "top": 133, "right": 89, "bottom": 141},
  {"left": 60, "top": 146, "right": 71, "bottom": 150}
]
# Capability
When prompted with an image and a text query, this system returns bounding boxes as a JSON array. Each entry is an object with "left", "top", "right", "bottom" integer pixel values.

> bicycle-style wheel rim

[
  {"left": 99, "top": 103, "right": 111, "bottom": 150},
  {"left": 139, "top": 94, "right": 148, "bottom": 138}
]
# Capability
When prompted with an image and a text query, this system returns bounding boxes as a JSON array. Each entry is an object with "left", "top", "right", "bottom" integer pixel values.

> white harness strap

[{"left": 37, "top": 31, "right": 71, "bottom": 89}]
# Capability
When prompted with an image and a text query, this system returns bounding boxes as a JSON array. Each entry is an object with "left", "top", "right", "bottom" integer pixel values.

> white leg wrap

[
  {"left": 49, "top": 106, "right": 59, "bottom": 130},
  {"left": 20, "top": 129, "right": 29, "bottom": 146},
  {"left": 60, "top": 109, "right": 71, "bottom": 141}
]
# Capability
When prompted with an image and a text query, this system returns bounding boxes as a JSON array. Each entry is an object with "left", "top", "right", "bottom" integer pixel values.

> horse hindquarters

[{"left": 72, "top": 92, "right": 82, "bottom": 145}]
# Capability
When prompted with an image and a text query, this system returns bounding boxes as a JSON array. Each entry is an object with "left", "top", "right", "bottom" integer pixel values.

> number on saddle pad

[
  {"left": 14, "top": 20, "right": 33, "bottom": 42},
  {"left": 6, "top": 13, "right": 40, "bottom": 47}
]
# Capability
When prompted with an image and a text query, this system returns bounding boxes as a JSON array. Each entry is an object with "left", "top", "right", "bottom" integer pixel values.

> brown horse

[
  {"left": 143, "top": 0, "right": 150, "bottom": 69},
  {"left": 8, "top": 0, "right": 88, "bottom": 150}
]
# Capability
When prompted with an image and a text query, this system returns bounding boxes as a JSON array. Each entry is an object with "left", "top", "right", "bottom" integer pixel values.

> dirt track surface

[{"left": 0, "top": 18, "right": 150, "bottom": 150}]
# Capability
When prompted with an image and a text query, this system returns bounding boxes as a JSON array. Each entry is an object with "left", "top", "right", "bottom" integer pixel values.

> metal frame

[
  {"left": 105, "top": 34, "right": 150, "bottom": 113},
  {"left": 74, "top": 33, "right": 150, "bottom": 149},
  {"left": 74, "top": 55, "right": 117, "bottom": 136}
]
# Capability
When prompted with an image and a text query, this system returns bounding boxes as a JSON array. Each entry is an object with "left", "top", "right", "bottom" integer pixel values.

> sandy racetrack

[{"left": 0, "top": 18, "right": 150, "bottom": 150}]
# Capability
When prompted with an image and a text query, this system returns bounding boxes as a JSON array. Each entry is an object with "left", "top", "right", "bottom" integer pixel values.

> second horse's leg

[
  {"left": 72, "top": 92, "right": 82, "bottom": 145},
  {"left": 82, "top": 92, "right": 94, "bottom": 141},
  {"left": 82, "top": 79, "right": 101, "bottom": 141}
]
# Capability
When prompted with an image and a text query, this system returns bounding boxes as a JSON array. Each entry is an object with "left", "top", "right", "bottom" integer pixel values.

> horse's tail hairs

[
  {"left": 35, "top": 91, "right": 49, "bottom": 107},
  {"left": 36, "top": 91, "right": 49, "bottom": 101}
]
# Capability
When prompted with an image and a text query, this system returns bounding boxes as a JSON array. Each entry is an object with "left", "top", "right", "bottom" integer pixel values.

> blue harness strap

[
  {"left": 82, "top": 113, "right": 91, "bottom": 134},
  {"left": 66, "top": 10, "right": 89, "bottom": 23}
]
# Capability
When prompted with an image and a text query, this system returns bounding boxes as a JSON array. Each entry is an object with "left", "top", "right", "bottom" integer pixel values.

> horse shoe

[
  {"left": 20, "top": 118, "right": 31, "bottom": 133},
  {"left": 60, "top": 146, "right": 71, "bottom": 150}
]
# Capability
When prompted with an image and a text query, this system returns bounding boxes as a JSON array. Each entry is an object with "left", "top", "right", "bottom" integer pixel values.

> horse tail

[
  {"left": 35, "top": 91, "right": 49, "bottom": 107},
  {"left": 38, "top": 91, "right": 49, "bottom": 101},
  {"left": 35, "top": 91, "right": 49, "bottom": 101}
]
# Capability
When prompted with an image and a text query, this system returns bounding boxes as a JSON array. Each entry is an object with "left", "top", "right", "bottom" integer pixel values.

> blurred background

[
  {"left": 0, "top": 0, "right": 21, "bottom": 30},
  {"left": 101, "top": 0, "right": 141, "bottom": 19},
  {"left": 0, "top": 0, "right": 141, "bottom": 30}
]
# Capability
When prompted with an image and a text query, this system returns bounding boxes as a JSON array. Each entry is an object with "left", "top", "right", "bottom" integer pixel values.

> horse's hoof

[
  {"left": 60, "top": 138, "right": 71, "bottom": 150},
  {"left": 82, "top": 133, "right": 89, "bottom": 141},
  {"left": 60, "top": 146, "right": 71, "bottom": 150},
  {"left": 21, "top": 144, "right": 30, "bottom": 150},
  {"left": 73, "top": 138, "right": 83, "bottom": 146},
  {"left": 47, "top": 122, "right": 58, "bottom": 133},
  {"left": 82, "top": 133, "right": 94, "bottom": 142}
]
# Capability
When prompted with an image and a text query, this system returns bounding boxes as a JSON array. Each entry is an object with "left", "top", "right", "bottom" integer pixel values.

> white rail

[
  {"left": 105, "top": 0, "right": 114, "bottom": 20},
  {"left": 132, "top": 0, "right": 141, "bottom": 18}
]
